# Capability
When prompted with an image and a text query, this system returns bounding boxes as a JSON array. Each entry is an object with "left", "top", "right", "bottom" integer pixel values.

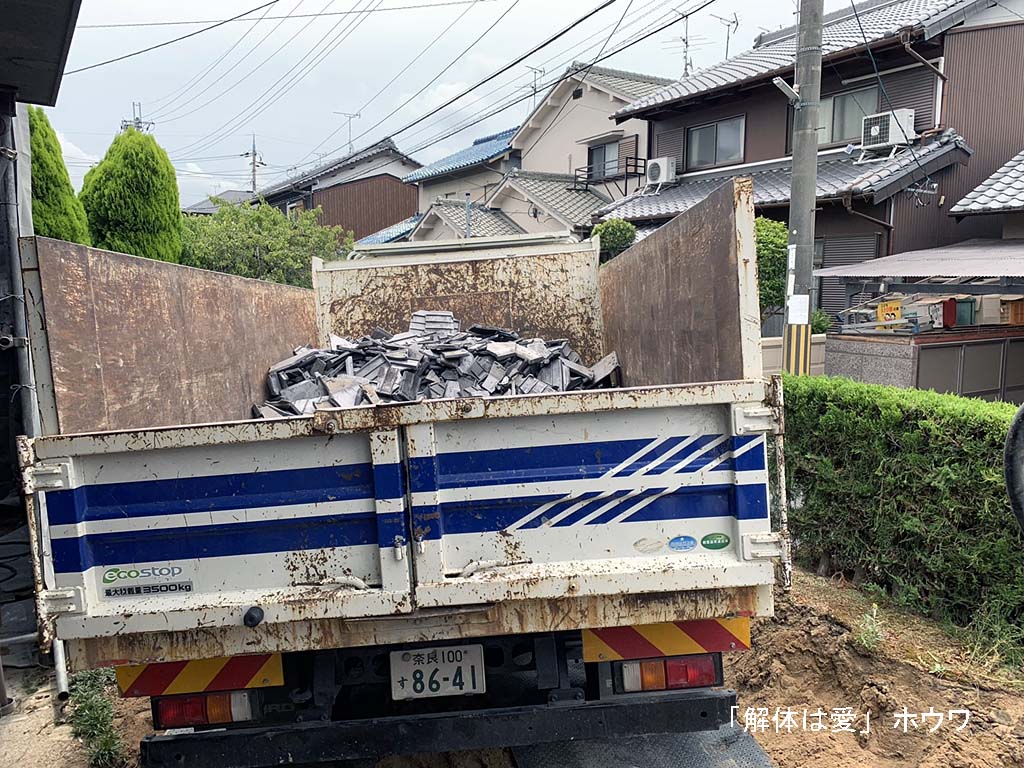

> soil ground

[{"left": 2, "top": 569, "right": 1022, "bottom": 768}]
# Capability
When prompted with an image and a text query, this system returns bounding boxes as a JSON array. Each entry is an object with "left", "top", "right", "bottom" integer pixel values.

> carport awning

[
  {"left": 814, "top": 238, "right": 1024, "bottom": 279},
  {"left": 2, "top": 0, "right": 82, "bottom": 105}
]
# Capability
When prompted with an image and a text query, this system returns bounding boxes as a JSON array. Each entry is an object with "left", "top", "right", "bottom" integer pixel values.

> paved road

[{"left": 512, "top": 726, "right": 775, "bottom": 768}]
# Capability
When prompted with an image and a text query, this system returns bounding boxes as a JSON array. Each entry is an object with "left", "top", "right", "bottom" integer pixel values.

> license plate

[{"left": 390, "top": 644, "right": 486, "bottom": 700}]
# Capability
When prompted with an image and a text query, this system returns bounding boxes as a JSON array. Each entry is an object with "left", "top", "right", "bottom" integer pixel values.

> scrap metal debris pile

[{"left": 253, "top": 311, "right": 620, "bottom": 418}]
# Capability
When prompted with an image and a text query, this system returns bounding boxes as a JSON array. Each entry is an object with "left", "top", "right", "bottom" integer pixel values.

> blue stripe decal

[
  {"left": 408, "top": 438, "right": 657, "bottom": 493},
  {"left": 413, "top": 494, "right": 567, "bottom": 540},
  {"left": 644, "top": 434, "right": 720, "bottom": 475},
  {"left": 51, "top": 512, "right": 377, "bottom": 574},
  {"left": 517, "top": 491, "right": 602, "bottom": 530},
  {"left": 732, "top": 436, "right": 765, "bottom": 471},
  {"left": 678, "top": 439, "right": 735, "bottom": 473},
  {"left": 373, "top": 462, "right": 405, "bottom": 502},
  {"left": 586, "top": 486, "right": 668, "bottom": 525},
  {"left": 734, "top": 483, "right": 769, "bottom": 520},
  {"left": 553, "top": 490, "right": 633, "bottom": 527},
  {"left": 611, "top": 436, "right": 690, "bottom": 477},
  {"left": 45, "top": 463, "right": 374, "bottom": 526}
]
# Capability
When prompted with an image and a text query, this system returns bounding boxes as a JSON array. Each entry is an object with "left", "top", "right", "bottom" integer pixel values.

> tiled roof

[
  {"left": 598, "top": 129, "right": 971, "bottom": 222},
  {"left": 182, "top": 189, "right": 252, "bottom": 215},
  {"left": 573, "top": 62, "right": 674, "bottom": 100},
  {"left": 950, "top": 148, "right": 1024, "bottom": 216},
  {"left": 616, "top": 0, "right": 983, "bottom": 118},
  {"left": 357, "top": 214, "right": 424, "bottom": 245},
  {"left": 498, "top": 170, "right": 611, "bottom": 228},
  {"left": 403, "top": 127, "right": 518, "bottom": 183},
  {"left": 427, "top": 198, "right": 525, "bottom": 238},
  {"left": 257, "top": 138, "right": 418, "bottom": 198}
]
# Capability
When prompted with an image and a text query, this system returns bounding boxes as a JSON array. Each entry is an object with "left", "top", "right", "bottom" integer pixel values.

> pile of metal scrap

[{"left": 254, "top": 311, "right": 620, "bottom": 418}]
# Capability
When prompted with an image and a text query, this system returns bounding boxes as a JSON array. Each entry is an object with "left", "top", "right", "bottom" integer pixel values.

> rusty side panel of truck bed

[
  {"left": 64, "top": 584, "right": 772, "bottom": 670},
  {"left": 314, "top": 242, "right": 604, "bottom": 364}
]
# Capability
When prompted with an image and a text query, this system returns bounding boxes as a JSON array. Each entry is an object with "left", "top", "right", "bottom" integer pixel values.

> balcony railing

[{"left": 573, "top": 156, "right": 646, "bottom": 194}]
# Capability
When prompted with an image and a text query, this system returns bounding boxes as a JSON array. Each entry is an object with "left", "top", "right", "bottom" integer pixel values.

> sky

[{"left": 48, "top": 0, "right": 850, "bottom": 206}]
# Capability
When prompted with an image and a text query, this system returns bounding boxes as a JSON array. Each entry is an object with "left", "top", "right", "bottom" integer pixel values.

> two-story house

[
  {"left": 257, "top": 138, "right": 421, "bottom": 240},
  {"left": 596, "top": 0, "right": 1024, "bottom": 322},
  {"left": 391, "top": 63, "right": 672, "bottom": 242}
]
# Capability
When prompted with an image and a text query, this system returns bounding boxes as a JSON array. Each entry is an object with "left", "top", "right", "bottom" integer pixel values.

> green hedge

[{"left": 783, "top": 375, "right": 1024, "bottom": 661}]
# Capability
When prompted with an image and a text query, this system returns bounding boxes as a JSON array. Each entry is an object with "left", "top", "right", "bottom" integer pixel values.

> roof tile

[
  {"left": 598, "top": 129, "right": 970, "bottom": 222},
  {"left": 427, "top": 198, "right": 525, "bottom": 238},
  {"left": 403, "top": 127, "right": 518, "bottom": 183},
  {"left": 616, "top": 0, "right": 977, "bottom": 118},
  {"left": 950, "top": 148, "right": 1024, "bottom": 215},
  {"left": 501, "top": 170, "right": 610, "bottom": 227}
]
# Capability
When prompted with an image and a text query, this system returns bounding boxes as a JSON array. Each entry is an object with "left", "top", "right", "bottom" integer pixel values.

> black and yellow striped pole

[{"left": 783, "top": 321, "right": 812, "bottom": 376}]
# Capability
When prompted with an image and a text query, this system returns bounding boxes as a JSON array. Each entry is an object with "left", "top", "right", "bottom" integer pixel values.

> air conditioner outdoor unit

[
  {"left": 860, "top": 109, "right": 917, "bottom": 150},
  {"left": 646, "top": 156, "right": 677, "bottom": 186}
]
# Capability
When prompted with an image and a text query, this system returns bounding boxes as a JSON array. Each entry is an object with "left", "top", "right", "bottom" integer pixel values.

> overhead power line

[
  {"left": 293, "top": 0, "right": 480, "bottom": 164},
  {"left": 328, "top": 0, "right": 615, "bottom": 161},
  {"left": 149, "top": 0, "right": 313, "bottom": 123},
  {"left": 78, "top": 0, "right": 495, "bottom": 28},
  {"left": 172, "top": 0, "right": 383, "bottom": 156},
  {"left": 65, "top": 0, "right": 281, "bottom": 75},
  {"left": 270, "top": 0, "right": 718, "bottom": 188}
]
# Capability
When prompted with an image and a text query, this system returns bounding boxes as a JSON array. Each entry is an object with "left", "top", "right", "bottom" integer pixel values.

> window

[
  {"left": 685, "top": 116, "right": 744, "bottom": 170},
  {"left": 819, "top": 86, "right": 878, "bottom": 144},
  {"left": 588, "top": 140, "right": 620, "bottom": 180}
]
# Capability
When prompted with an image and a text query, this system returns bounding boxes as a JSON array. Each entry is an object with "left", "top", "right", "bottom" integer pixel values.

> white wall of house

[
  {"left": 409, "top": 214, "right": 461, "bottom": 241},
  {"left": 961, "top": 0, "right": 1024, "bottom": 26},
  {"left": 416, "top": 164, "right": 509, "bottom": 211},
  {"left": 313, "top": 156, "right": 419, "bottom": 190},
  {"left": 512, "top": 79, "right": 650, "bottom": 201},
  {"left": 488, "top": 185, "right": 569, "bottom": 234}
]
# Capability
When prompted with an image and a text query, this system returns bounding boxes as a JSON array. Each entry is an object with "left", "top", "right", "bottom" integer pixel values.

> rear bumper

[{"left": 140, "top": 689, "right": 736, "bottom": 768}]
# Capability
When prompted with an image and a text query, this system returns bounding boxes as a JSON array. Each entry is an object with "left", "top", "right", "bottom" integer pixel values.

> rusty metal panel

[
  {"left": 599, "top": 179, "right": 747, "bottom": 386},
  {"left": 63, "top": 584, "right": 772, "bottom": 670},
  {"left": 314, "top": 242, "right": 604, "bottom": 364},
  {"left": 27, "top": 237, "right": 316, "bottom": 434}
]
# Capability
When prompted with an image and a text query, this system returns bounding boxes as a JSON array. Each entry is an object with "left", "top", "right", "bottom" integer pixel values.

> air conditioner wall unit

[
  {"left": 861, "top": 108, "right": 917, "bottom": 150},
  {"left": 646, "top": 156, "right": 677, "bottom": 185}
]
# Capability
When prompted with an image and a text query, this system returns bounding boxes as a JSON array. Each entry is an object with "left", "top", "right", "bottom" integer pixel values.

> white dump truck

[{"left": 19, "top": 179, "right": 785, "bottom": 766}]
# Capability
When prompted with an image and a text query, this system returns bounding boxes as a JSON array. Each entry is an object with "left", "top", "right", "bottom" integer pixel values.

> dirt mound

[{"left": 727, "top": 584, "right": 1024, "bottom": 768}]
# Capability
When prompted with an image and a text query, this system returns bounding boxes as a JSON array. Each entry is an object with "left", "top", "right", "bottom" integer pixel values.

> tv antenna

[
  {"left": 525, "top": 65, "right": 546, "bottom": 109},
  {"left": 662, "top": 17, "right": 710, "bottom": 77},
  {"left": 711, "top": 12, "right": 740, "bottom": 59},
  {"left": 333, "top": 111, "right": 361, "bottom": 154}
]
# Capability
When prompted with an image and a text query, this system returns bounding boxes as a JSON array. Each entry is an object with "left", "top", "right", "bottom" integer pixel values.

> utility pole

[
  {"left": 332, "top": 112, "right": 361, "bottom": 154},
  {"left": 242, "top": 134, "right": 266, "bottom": 193},
  {"left": 782, "top": 0, "right": 823, "bottom": 376}
]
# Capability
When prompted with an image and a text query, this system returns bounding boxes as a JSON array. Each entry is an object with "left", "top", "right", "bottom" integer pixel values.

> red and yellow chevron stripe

[
  {"left": 582, "top": 618, "right": 750, "bottom": 662},
  {"left": 115, "top": 653, "right": 284, "bottom": 698}
]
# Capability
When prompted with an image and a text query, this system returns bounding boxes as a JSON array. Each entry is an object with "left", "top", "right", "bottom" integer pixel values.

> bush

[
  {"left": 592, "top": 218, "right": 636, "bottom": 261},
  {"left": 27, "top": 106, "right": 91, "bottom": 245},
  {"left": 80, "top": 128, "right": 181, "bottom": 263},
  {"left": 811, "top": 308, "right": 832, "bottom": 334},
  {"left": 755, "top": 216, "right": 787, "bottom": 321},
  {"left": 784, "top": 375, "right": 1024, "bottom": 664},
  {"left": 181, "top": 199, "right": 350, "bottom": 288}
]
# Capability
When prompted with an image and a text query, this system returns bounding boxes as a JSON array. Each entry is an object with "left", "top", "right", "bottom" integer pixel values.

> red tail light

[
  {"left": 156, "top": 695, "right": 207, "bottom": 728},
  {"left": 665, "top": 654, "right": 717, "bottom": 689},
  {"left": 154, "top": 691, "right": 254, "bottom": 730}
]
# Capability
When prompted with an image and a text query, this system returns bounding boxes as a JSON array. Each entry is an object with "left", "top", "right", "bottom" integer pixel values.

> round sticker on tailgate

[
  {"left": 701, "top": 533, "right": 731, "bottom": 550},
  {"left": 668, "top": 535, "right": 697, "bottom": 552}
]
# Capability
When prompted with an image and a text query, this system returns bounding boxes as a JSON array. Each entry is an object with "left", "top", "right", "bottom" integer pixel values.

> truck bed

[{"left": 21, "top": 379, "right": 779, "bottom": 670}]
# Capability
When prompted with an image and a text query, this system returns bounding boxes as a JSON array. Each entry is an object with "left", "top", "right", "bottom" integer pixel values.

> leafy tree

[
  {"left": 181, "top": 198, "right": 351, "bottom": 288},
  {"left": 27, "top": 106, "right": 90, "bottom": 245},
  {"left": 591, "top": 218, "right": 636, "bottom": 262},
  {"left": 79, "top": 128, "right": 181, "bottom": 262},
  {"left": 754, "top": 216, "right": 787, "bottom": 321}
]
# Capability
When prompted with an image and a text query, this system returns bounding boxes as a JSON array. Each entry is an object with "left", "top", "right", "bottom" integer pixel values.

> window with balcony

[
  {"left": 685, "top": 116, "right": 744, "bottom": 170},
  {"left": 588, "top": 140, "right": 620, "bottom": 180}
]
